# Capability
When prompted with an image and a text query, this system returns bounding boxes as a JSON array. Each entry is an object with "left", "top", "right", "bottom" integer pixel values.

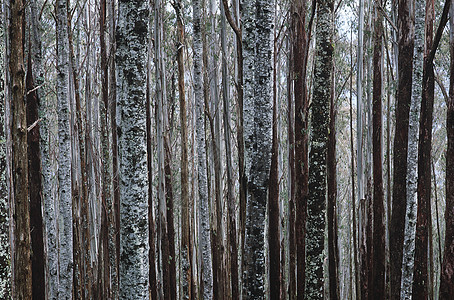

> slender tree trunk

[
  {"left": 328, "top": 68, "right": 339, "bottom": 300},
  {"left": 220, "top": 2, "right": 239, "bottom": 299},
  {"left": 372, "top": 2, "right": 385, "bottom": 298},
  {"left": 242, "top": 0, "right": 274, "bottom": 297},
  {"left": 439, "top": 3, "right": 454, "bottom": 297},
  {"left": 116, "top": 0, "right": 149, "bottom": 295},
  {"left": 389, "top": 0, "right": 414, "bottom": 295},
  {"left": 173, "top": 0, "right": 192, "bottom": 298},
  {"left": 400, "top": 0, "right": 424, "bottom": 295},
  {"left": 26, "top": 52, "right": 46, "bottom": 300},
  {"left": 291, "top": 0, "right": 309, "bottom": 298},
  {"left": 193, "top": 0, "right": 213, "bottom": 296},
  {"left": 305, "top": 0, "right": 333, "bottom": 297},
  {"left": 269, "top": 19, "right": 280, "bottom": 299},
  {"left": 10, "top": 0, "right": 33, "bottom": 295},
  {"left": 56, "top": 0, "right": 73, "bottom": 297}
]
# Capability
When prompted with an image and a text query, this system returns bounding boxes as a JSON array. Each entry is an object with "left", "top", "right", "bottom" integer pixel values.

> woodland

[{"left": 0, "top": 0, "right": 453, "bottom": 298}]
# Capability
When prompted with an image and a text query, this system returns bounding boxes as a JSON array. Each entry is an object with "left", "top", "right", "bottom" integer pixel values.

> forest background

[{"left": 0, "top": 0, "right": 453, "bottom": 298}]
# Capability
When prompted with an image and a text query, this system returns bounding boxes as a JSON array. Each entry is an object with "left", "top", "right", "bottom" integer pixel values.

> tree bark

[
  {"left": 56, "top": 0, "right": 73, "bottom": 297},
  {"left": 116, "top": 0, "right": 150, "bottom": 295},
  {"left": 439, "top": 3, "right": 454, "bottom": 297},
  {"left": 26, "top": 52, "right": 45, "bottom": 300},
  {"left": 193, "top": 0, "right": 213, "bottom": 296},
  {"left": 242, "top": 0, "right": 274, "bottom": 297},
  {"left": 372, "top": 2, "right": 385, "bottom": 298},
  {"left": 389, "top": 0, "right": 414, "bottom": 295},
  {"left": 10, "top": 0, "right": 33, "bottom": 295},
  {"left": 305, "top": 0, "right": 333, "bottom": 297}
]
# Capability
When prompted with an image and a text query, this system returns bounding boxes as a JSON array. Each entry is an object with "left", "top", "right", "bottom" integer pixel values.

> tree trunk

[
  {"left": 56, "top": 0, "right": 73, "bottom": 297},
  {"left": 116, "top": 0, "right": 149, "bottom": 295},
  {"left": 10, "top": 0, "right": 33, "bottom": 295},
  {"left": 389, "top": 0, "right": 414, "bottom": 295},
  {"left": 26, "top": 51, "right": 46, "bottom": 300},
  {"left": 400, "top": 0, "right": 424, "bottom": 295},
  {"left": 291, "top": 0, "right": 309, "bottom": 298},
  {"left": 193, "top": 0, "right": 213, "bottom": 296},
  {"left": 305, "top": 0, "right": 333, "bottom": 297},
  {"left": 242, "top": 0, "right": 274, "bottom": 297},
  {"left": 439, "top": 3, "right": 454, "bottom": 297},
  {"left": 372, "top": 2, "right": 386, "bottom": 298}
]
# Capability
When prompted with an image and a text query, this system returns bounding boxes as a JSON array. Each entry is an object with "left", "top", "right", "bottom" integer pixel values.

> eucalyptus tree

[
  {"left": 305, "top": 0, "right": 334, "bottom": 297},
  {"left": 56, "top": 0, "right": 73, "bottom": 297},
  {"left": 389, "top": 0, "right": 414, "bottom": 296},
  {"left": 242, "top": 0, "right": 274, "bottom": 297},
  {"left": 116, "top": 0, "right": 150, "bottom": 296},
  {"left": 193, "top": 0, "right": 213, "bottom": 297}
]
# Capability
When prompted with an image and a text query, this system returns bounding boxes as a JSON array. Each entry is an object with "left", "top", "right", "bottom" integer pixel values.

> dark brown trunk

[
  {"left": 26, "top": 52, "right": 45, "bottom": 300},
  {"left": 292, "top": 0, "right": 309, "bottom": 297},
  {"left": 10, "top": 0, "right": 33, "bottom": 295},
  {"left": 268, "top": 21, "right": 280, "bottom": 300},
  {"left": 389, "top": 0, "right": 414, "bottom": 295},
  {"left": 372, "top": 3, "right": 385, "bottom": 299},
  {"left": 327, "top": 70, "right": 338, "bottom": 300}
]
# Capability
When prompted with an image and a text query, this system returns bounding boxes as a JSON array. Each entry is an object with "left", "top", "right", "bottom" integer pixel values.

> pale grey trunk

[
  {"left": 116, "top": 0, "right": 149, "bottom": 296},
  {"left": 56, "top": 0, "right": 73, "bottom": 297},
  {"left": 193, "top": 0, "right": 213, "bottom": 297},
  {"left": 357, "top": 0, "right": 365, "bottom": 202},
  {"left": 242, "top": 0, "right": 274, "bottom": 298},
  {"left": 400, "top": 0, "right": 423, "bottom": 297}
]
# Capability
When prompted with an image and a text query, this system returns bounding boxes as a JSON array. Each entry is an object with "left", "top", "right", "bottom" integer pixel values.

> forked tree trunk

[{"left": 116, "top": 0, "right": 150, "bottom": 296}]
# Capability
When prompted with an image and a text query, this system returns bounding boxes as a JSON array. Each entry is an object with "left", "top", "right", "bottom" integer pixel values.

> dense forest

[{"left": 0, "top": 0, "right": 453, "bottom": 297}]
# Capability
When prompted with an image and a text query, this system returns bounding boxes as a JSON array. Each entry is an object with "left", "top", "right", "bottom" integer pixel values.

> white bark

[
  {"left": 193, "top": 0, "right": 213, "bottom": 297},
  {"left": 357, "top": 0, "right": 365, "bottom": 202},
  {"left": 56, "top": 0, "right": 73, "bottom": 297},
  {"left": 400, "top": 0, "right": 423, "bottom": 297},
  {"left": 116, "top": 0, "right": 150, "bottom": 297}
]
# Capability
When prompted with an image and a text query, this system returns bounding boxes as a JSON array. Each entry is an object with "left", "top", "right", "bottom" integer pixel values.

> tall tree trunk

[
  {"left": 305, "top": 0, "right": 333, "bottom": 297},
  {"left": 193, "top": 0, "right": 213, "bottom": 296},
  {"left": 116, "top": 0, "right": 149, "bottom": 295},
  {"left": 269, "top": 17, "right": 280, "bottom": 299},
  {"left": 242, "top": 0, "right": 274, "bottom": 297},
  {"left": 291, "top": 0, "right": 309, "bottom": 297},
  {"left": 328, "top": 67, "right": 339, "bottom": 300},
  {"left": 220, "top": 2, "right": 239, "bottom": 299},
  {"left": 372, "top": 2, "right": 385, "bottom": 298},
  {"left": 10, "top": 0, "right": 33, "bottom": 295},
  {"left": 56, "top": 0, "right": 73, "bottom": 297},
  {"left": 26, "top": 52, "right": 45, "bottom": 300},
  {"left": 400, "top": 0, "right": 424, "bottom": 295},
  {"left": 173, "top": 0, "right": 193, "bottom": 297},
  {"left": 389, "top": 0, "right": 414, "bottom": 295},
  {"left": 439, "top": 3, "right": 454, "bottom": 297}
]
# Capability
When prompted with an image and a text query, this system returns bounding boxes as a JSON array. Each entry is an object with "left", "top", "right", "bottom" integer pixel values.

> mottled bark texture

[
  {"left": 291, "top": 0, "right": 309, "bottom": 298},
  {"left": 26, "top": 53, "right": 45, "bottom": 300},
  {"left": 390, "top": 0, "right": 414, "bottom": 296},
  {"left": 440, "top": 2, "right": 454, "bottom": 296},
  {"left": 305, "top": 0, "right": 333, "bottom": 297},
  {"left": 242, "top": 0, "right": 274, "bottom": 297},
  {"left": 372, "top": 2, "right": 385, "bottom": 298},
  {"left": 193, "top": 0, "right": 213, "bottom": 297},
  {"left": 400, "top": 0, "right": 424, "bottom": 295},
  {"left": 56, "top": 0, "right": 73, "bottom": 297},
  {"left": 116, "top": 0, "right": 150, "bottom": 296}
]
